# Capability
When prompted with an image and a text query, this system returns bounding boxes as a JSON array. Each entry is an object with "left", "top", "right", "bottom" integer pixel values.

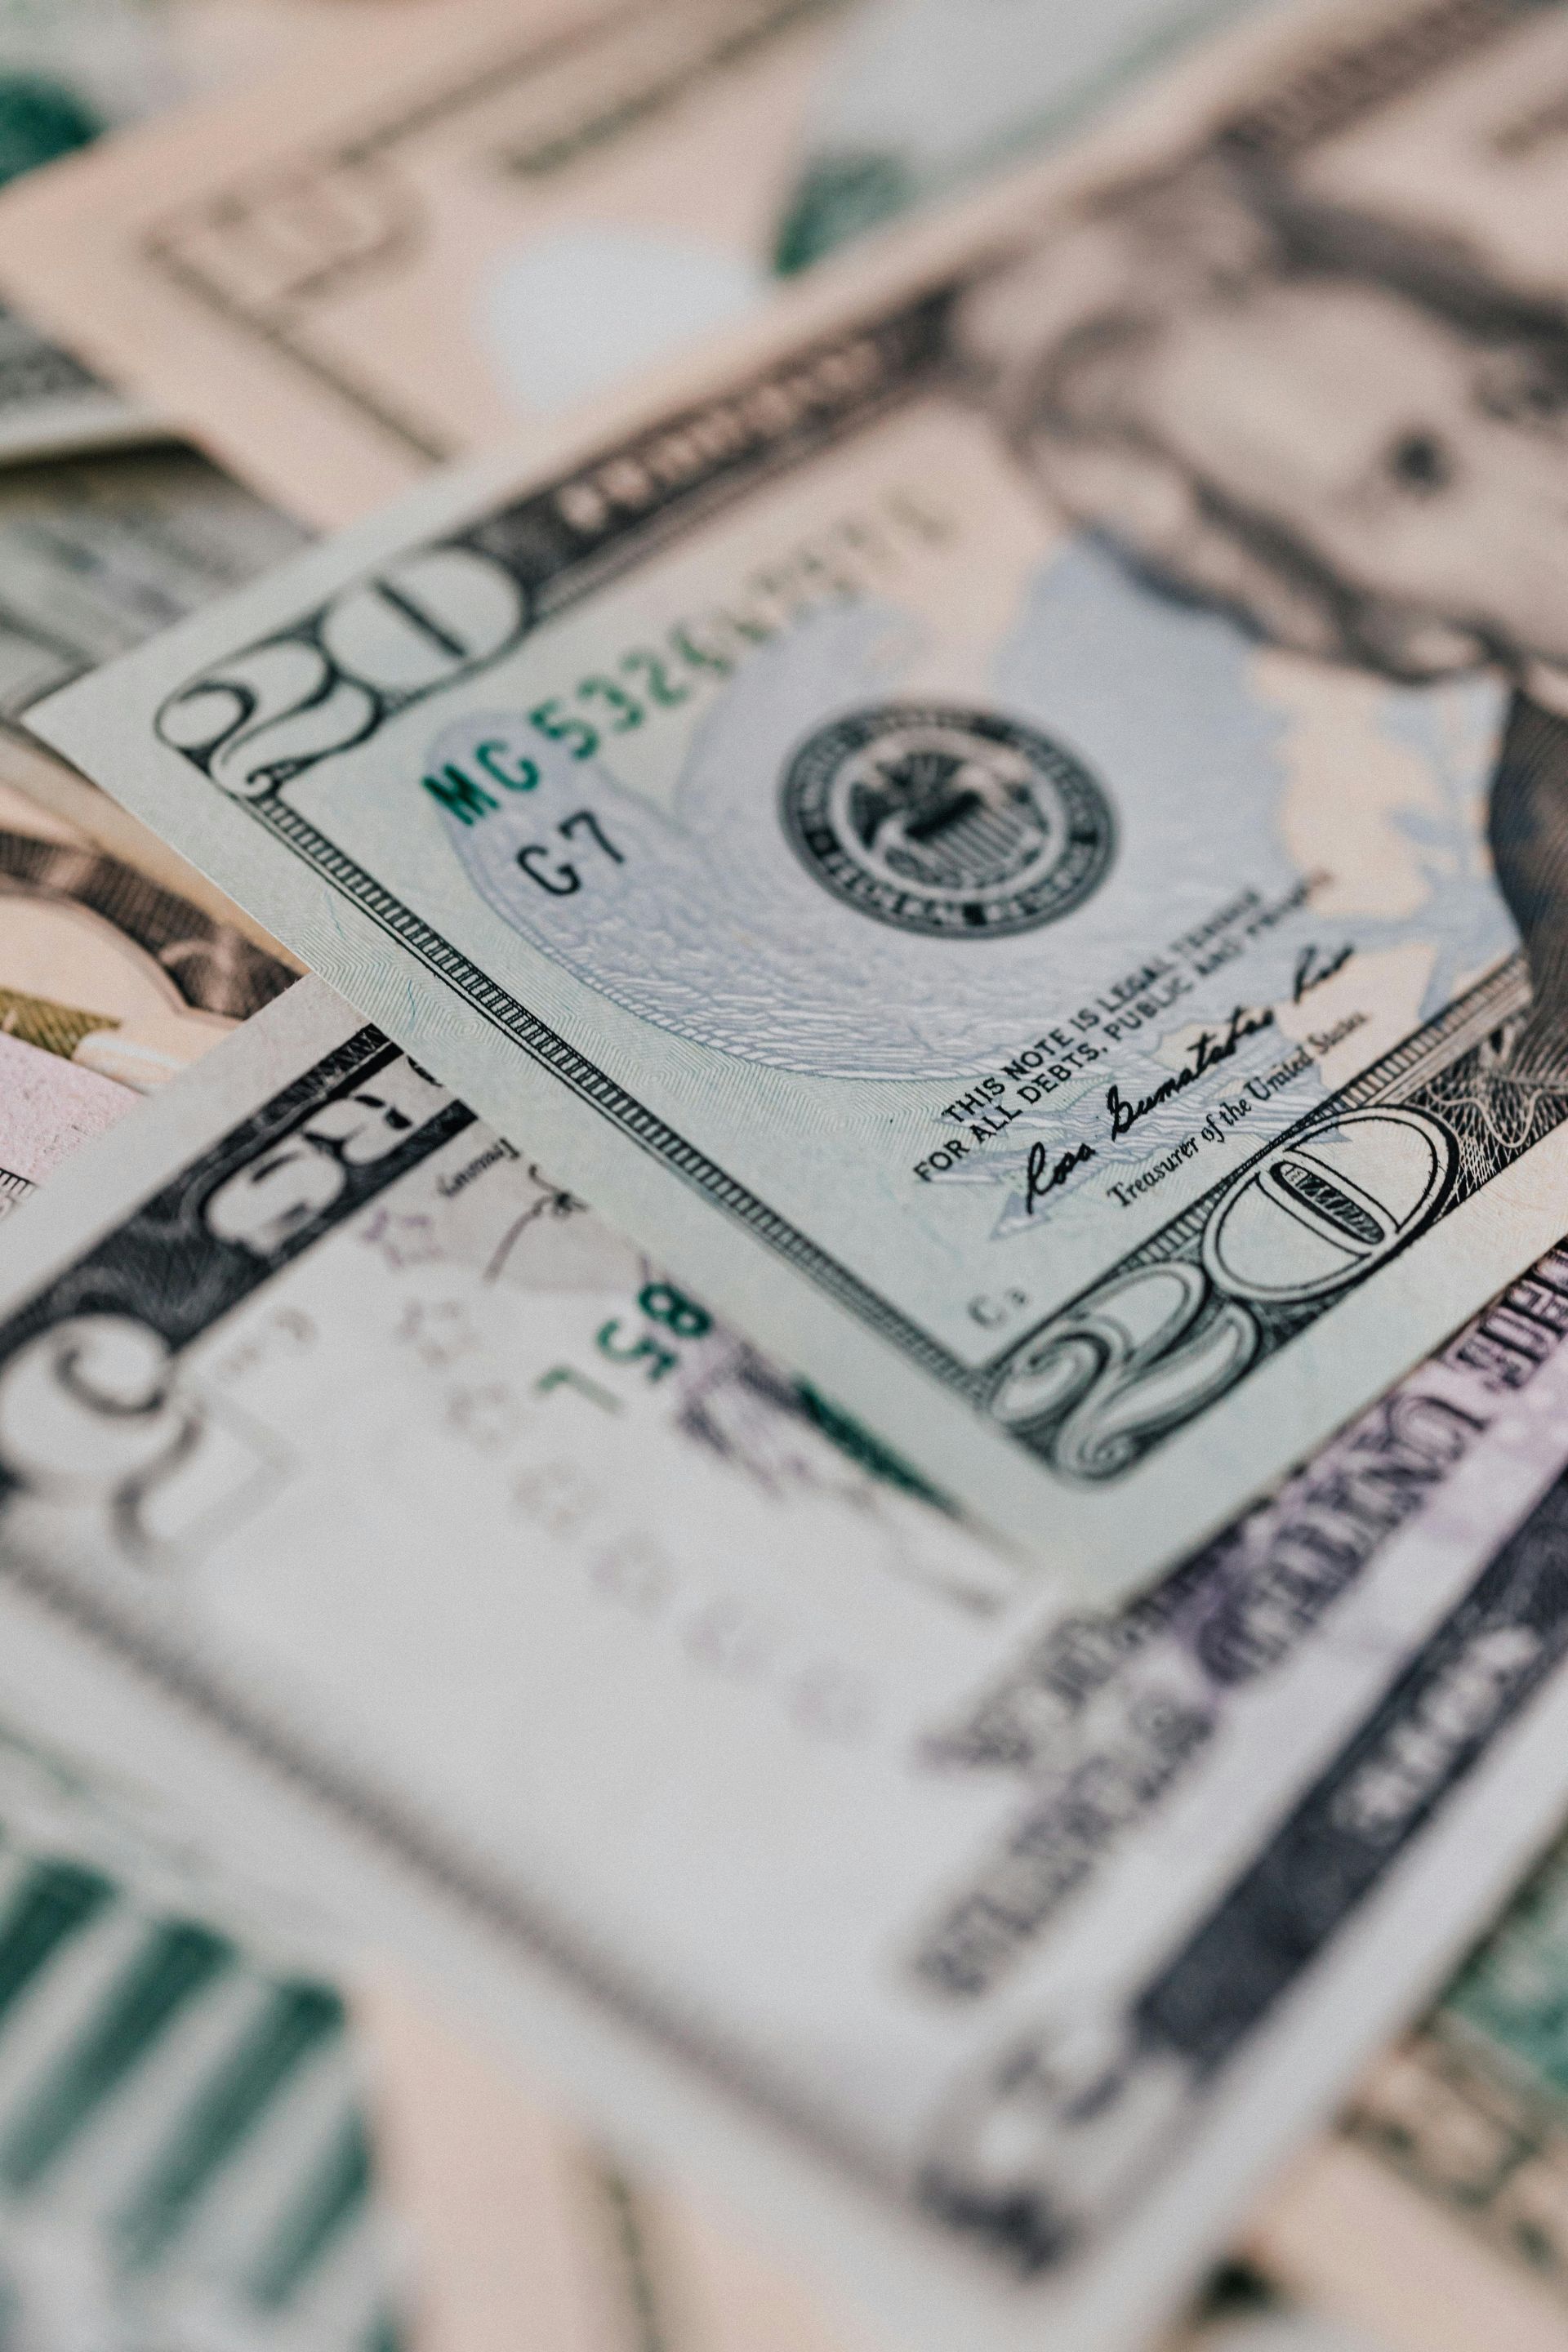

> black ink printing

[
  {"left": 1294, "top": 942, "right": 1353, "bottom": 1001},
  {"left": 1025, "top": 1138, "right": 1096, "bottom": 1215},
  {"left": 1106, "top": 1005, "right": 1275, "bottom": 1140}
]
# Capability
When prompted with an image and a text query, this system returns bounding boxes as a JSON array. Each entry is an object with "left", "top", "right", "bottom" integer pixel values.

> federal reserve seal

[{"left": 780, "top": 703, "right": 1114, "bottom": 938}]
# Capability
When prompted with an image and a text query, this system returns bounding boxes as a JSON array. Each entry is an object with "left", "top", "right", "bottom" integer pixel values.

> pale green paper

[{"left": 33, "top": 0, "right": 1568, "bottom": 1592}]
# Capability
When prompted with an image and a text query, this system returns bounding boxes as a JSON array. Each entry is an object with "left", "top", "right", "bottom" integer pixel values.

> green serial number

[
  {"left": 422, "top": 489, "right": 953, "bottom": 828},
  {"left": 421, "top": 611, "right": 762, "bottom": 826}
]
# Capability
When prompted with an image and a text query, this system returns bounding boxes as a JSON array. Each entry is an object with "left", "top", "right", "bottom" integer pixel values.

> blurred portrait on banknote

[{"left": 958, "top": 139, "right": 1568, "bottom": 1081}]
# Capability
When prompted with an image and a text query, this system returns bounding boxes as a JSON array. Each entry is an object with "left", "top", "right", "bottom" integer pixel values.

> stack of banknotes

[{"left": 5, "top": 0, "right": 1568, "bottom": 2345}]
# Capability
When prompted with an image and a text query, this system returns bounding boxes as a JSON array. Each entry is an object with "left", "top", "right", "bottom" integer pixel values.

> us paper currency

[
  {"left": 27, "top": 0, "right": 1568, "bottom": 1583},
  {"left": 0, "top": 1713, "right": 402, "bottom": 2351},
  {"left": 365, "top": 1983, "right": 1392, "bottom": 2352},
  {"left": 0, "top": 0, "right": 177, "bottom": 461},
  {"left": 375, "top": 2005, "right": 1383, "bottom": 2352},
  {"left": 1256, "top": 1827, "right": 1568, "bottom": 2352},
  {"left": 0, "top": 948, "right": 1339, "bottom": 2352},
  {"left": 0, "top": 0, "right": 1253, "bottom": 525},
  {"left": 0, "top": 0, "right": 180, "bottom": 146},
  {"left": 0, "top": 438, "right": 310, "bottom": 944},
  {"left": 0, "top": 443, "right": 303, "bottom": 722},
  {"left": 0, "top": 305, "right": 158, "bottom": 469},
  {"left": 0, "top": 0, "right": 368, "bottom": 465},
  {"left": 0, "top": 777, "right": 295, "bottom": 1089},
  {"left": 0, "top": 1030, "right": 132, "bottom": 1219},
  {"left": 1, "top": 729, "right": 305, "bottom": 956},
  {"left": 1174, "top": 2276, "right": 1387, "bottom": 2352},
  {"left": 0, "top": 448, "right": 304, "bottom": 1072},
  {"left": 775, "top": 0, "right": 1255, "bottom": 274},
  {"left": 7, "top": 979, "right": 1568, "bottom": 2352},
  {"left": 0, "top": 1024, "right": 915, "bottom": 2352},
  {"left": 392, "top": 2013, "right": 1382, "bottom": 2352}
]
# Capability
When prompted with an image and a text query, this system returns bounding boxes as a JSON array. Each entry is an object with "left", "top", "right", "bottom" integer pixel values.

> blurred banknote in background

[
  {"left": 0, "top": 0, "right": 1258, "bottom": 523},
  {"left": 773, "top": 0, "right": 1254, "bottom": 270},
  {"left": 0, "top": 958, "right": 1296, "bottom": 2352},
  {"left": 1175, "top": 2278, "right": 1388, "bottom": 2352},
  {"left": 0, "top": 0, "right": 180, "bottom": 461},
  {"left": 7, "top": 978, "right": 1568, "bottom": 2350},
  {"left": 0, "top": 1717, "right": 403, "bottom": 2351},
  {"left": 0, "top": 1029, "right": 132, "bottom": 1218},
  {"left": 1259, "top": 1824, "right": 1568, "bottom": 2352},
  {"left": 0, "top": 440, "right": 308, "bottom": 933},
  {"left": 0, "top": 915, "right": 1419, "bottom": 2352},
  {"left": 0, "top": 778, "right": 294, "bottom": 1089},
  {"left": 0, "top": 444, "right": 301, "bottom": 722},
  {"left": 0, "top": 0, "right": 399, "bottom": 466},
  {"left": 3, "top": 933, "right": 1554, "bottom": 2352}
]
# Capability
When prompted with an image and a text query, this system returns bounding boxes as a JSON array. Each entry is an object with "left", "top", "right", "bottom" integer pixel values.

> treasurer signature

[
  {"left": 1104, "top": 1003, "right": 1276, "bottom": 1143},
  {"left": 1025, "top": 1002, "right": 1278, "bottom": 1215},
  {"left": 1294, "top": 941, "right": 1353, "bottom": 1000}
]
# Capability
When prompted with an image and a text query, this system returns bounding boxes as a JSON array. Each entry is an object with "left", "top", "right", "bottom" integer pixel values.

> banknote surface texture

[
  {"left": 0, "top": 0, "right": 1249, "bottom": 523},
  {"left": 30, "top": 0, "right": 1568, "bottom": 1586},
  {"left": 0, "top": 1714, "right": 401, "bottom": 2350},
  {"left": 0, "top": 304, "right": 155, "bottom": 467},
  {"left": 7, "top": 981, "right": 1568, "bottom": 2351},
  {"left": 1261, "top": 1830, "right": 1568, "bottom": 2351},
  {"left": 0, "top": 1030, "right": 131, "bottom": 1223},
  {"left": 0, "top": 0, "right": 185, "bottom": 461},
  {"left": 0, "top": 439, "right": 312, "bottom": 945},
  {"left": 0, "top": 778, "right": 295, "bottom": 1090},
  {"left": 0, "top": 443, "right": 304, "bottom": 719}
]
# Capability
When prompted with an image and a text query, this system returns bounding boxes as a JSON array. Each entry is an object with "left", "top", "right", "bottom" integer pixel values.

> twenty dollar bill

[{"left": 29, "top": 0, "right": 1568, "bottom": 1587}]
